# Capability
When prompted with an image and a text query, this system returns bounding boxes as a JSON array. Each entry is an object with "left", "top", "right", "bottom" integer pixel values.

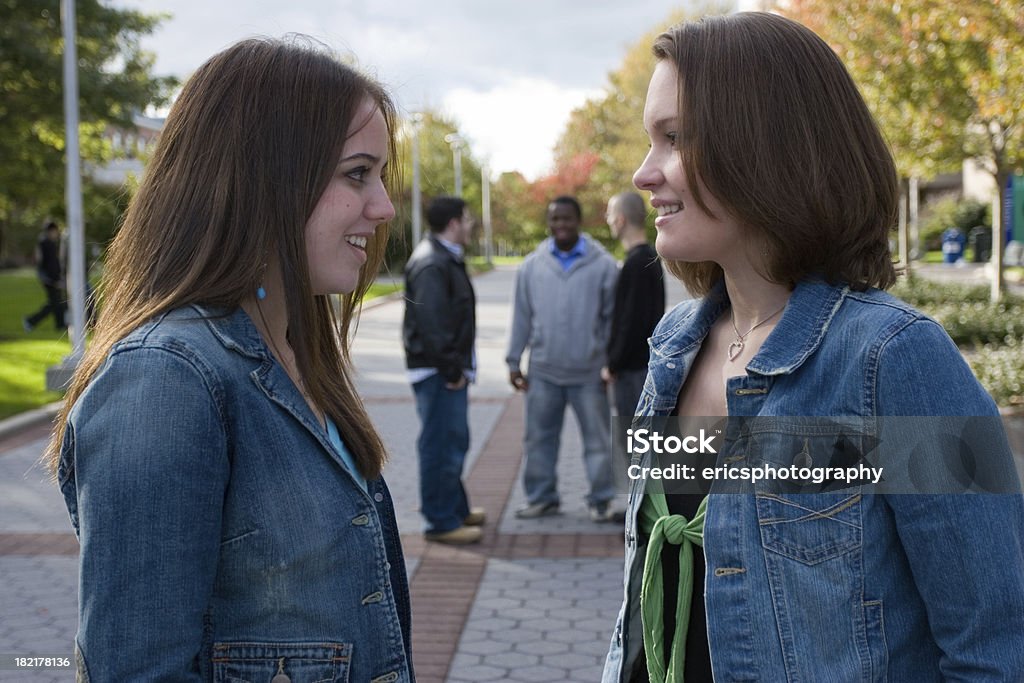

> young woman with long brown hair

[{"left": 49, "top": 37, "right": 414, "bottom": 682}]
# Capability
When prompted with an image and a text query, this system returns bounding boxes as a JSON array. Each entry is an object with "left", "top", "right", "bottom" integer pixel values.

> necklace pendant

[{"left": 727, "top": 340, "right": 744, "bottom": 361}]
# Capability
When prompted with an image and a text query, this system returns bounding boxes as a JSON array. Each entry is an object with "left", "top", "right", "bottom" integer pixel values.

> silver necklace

[{"left": 727, "top": 303, "right": 786, "bottom": 361}]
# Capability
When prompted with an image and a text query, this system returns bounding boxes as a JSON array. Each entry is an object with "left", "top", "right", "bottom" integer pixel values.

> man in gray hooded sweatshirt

[{"left": 506, "top": 196, "right": 620, "bottom": 522}]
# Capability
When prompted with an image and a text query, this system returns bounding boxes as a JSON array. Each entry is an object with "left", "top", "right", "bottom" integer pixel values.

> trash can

[
  {"left": 968, "top": 226, "right": 992, "bottom": 263},
  {"left": 941, "top": 228, "right": 966, "bottom": 264}
]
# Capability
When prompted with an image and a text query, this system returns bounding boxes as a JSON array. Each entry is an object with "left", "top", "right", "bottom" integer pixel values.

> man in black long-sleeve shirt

[
  {"left": 602, "top": 192, "right": 665, "bottom": 419},
  {"left": 24, "top": 221, "right": 67, "bottom": 332}
]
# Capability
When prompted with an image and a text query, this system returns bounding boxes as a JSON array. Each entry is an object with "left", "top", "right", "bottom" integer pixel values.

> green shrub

[
  {"left": 890, "top": 277, "right": 1023, "bottom": 347},
  {"left": 969, "top": 338, "right": 1024, "bottom": 407},
  {"left": 890, "top": 275, "right": 1000, "bottom": 306},
  {"left": 923, "top": 301, "right": 1024, "bottom": 346}
]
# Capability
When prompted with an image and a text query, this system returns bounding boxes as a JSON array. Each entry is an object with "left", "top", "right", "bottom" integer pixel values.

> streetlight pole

[
  {"left": 48, "top": 0, "right": 86, "bottom": 391},
  {"left": 411, "top": 113, "right": 423, "bottom": 245},
  {"left": 482, "top": 164, "right": 493, "bottom": 265},
  {"left": 63, "top": 0, "right": 85, "bottom": 359},
  {"left": 444, "top": 133, "right": 464, "bottom": 197}
]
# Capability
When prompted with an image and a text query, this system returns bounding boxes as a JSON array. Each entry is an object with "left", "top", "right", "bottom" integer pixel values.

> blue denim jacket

[
  {"left": 604, "top": 278, "right": 1024, "bottom": 682},
  {"left": 59, "top": 305, "right": 414, "bottom": 683}
]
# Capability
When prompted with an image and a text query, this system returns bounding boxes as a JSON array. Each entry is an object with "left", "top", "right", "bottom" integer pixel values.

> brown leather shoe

[
  {"left": 463, "top": 508, "right": 487, "bottom": 527},
  {"left": 424, "top": 525, "right": 482, "bottom": 545}
]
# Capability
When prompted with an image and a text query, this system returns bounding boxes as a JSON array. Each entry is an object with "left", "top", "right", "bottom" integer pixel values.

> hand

[
  {"left": 445, "top": 376, "right": 468, "bottom": 390},
  {"left": 509, "top": 370, "right": 529, "bottom": 392},
  {"left": 601, "top": 367, "right": 614, "bottom": 384}
]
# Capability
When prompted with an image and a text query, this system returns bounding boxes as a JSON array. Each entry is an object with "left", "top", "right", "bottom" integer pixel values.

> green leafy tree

[
  {"left": 551, "top": 4, "right": 730, "bottom": 249},
  {"left": 489, "top": 170, "right": 553, "bottom": 254},
  {"left": 781, "top": 0, "right": 1024, "bottom": 292},
  {"left": 388, "top": 110, "right": 483, "bottom": 270},
  {"left": 0, "top": 0, "right": 176, "bottom": 261}
]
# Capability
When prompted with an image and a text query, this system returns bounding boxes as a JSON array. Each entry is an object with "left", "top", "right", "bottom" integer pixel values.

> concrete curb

[{"left": 0, "top": 401, "right": 62, "bottom": 441}]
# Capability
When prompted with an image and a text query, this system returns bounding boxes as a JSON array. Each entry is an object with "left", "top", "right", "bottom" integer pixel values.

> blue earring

[{"left": 256, "top": 260, "right": 268, "bottom": 300}]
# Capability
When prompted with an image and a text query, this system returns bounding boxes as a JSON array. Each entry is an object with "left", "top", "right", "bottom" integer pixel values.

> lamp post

[
  {"left": 482, "top": 164, "right": 493, "bottom": 265},
  {"left": 410, "top": 113, "right": 423, "bottom": 245},
  {"left": 47, "top": 0, "right": 86, "bottom": 391},
  {"left": 444, "top": 133, "right": 464, "bottom": 197}
]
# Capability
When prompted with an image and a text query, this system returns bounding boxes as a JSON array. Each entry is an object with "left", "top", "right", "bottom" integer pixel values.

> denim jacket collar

[
  {"left": 195, "top": 304, "right": 274, "bottom": 362},
  {"left": 650, "top": 277, "right": 849, "bottom": 377},
  {"left": 190, "top": 304, "right": 378, "bottom": 495}
]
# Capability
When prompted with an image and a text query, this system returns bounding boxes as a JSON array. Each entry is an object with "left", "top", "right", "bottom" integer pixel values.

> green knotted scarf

[{"left": 638, "top": 493, "right": 707, "bottom": 683}]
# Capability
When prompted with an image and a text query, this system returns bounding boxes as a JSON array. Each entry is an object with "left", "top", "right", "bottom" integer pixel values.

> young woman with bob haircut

[
  {"left": 604, "top": 12, "right": 1024, "bottom": 683},
  {"left": 48, "top": 38, "right": 415, "bottom": 682}
]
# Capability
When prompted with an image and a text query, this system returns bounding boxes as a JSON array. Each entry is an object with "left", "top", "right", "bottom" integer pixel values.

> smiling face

[
  {"left": 304, "top": 98, "right": 395, "bottom": 296},
  {"left": 547, "top": 201, "right": 581, "bottom": 251},
  {"left": 633, "top": 60, "right": 744, "bottom": 269}
]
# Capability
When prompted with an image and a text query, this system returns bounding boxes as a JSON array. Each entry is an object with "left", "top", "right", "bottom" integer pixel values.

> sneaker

[
  {"left": 22, "top": 317, "right": 33, "bottom": 333},
  {"left": 589, "top": 501, "right": 624, "bottom": 523},
  {"left": 514, "top": 501, "right": 560, "bottom": 519},
  {"left": 424, "top": 525, "right": 482, "bottom": 545},
  {"left": 463, "top": 508, "right": 487, "bottom": 527}
]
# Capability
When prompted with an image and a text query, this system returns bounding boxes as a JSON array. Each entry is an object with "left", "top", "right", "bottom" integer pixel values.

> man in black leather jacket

[{"left": 403, "top": 196, "right": 484, "bottom": 544}]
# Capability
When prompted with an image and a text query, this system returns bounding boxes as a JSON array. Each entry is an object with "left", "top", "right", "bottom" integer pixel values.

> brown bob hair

[
  {"left": 47, "top": 37, "right": 399, "bottom": 479},
  {"left": 652, "top": 12, "right": 898, "bottom": 296}
]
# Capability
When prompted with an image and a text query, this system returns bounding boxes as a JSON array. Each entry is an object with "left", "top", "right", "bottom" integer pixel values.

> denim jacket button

[
  {"left": 374, "top": 492, "right": 384, "bottom": 503},
  {"left": 271, "top": 675, "right": 291, "bottom": 683},
  {"left": 351, "top": 514, "right": 370, "bottom": 526},
  {"left": 362, "top": 591, "right": 385, "bottom": 604}
]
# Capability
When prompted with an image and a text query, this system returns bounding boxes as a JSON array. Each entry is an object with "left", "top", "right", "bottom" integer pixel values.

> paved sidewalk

[{"left": 913, "top": 261, "right": 1024, "bottom": 295}]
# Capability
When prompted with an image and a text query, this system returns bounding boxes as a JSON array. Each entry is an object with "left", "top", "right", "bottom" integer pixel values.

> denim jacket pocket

[
  {"left": 756, "top": 492, "right": 863, "bottom": 565},
  {"left": 747, "top": 422, "right": 867, "bottom": 564},
  {"left": 212, "top": 642, "right": 351, "bottom": 683}
]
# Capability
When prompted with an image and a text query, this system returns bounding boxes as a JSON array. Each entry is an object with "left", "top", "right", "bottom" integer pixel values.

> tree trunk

[
  {"left": 991, "top": 172, "right": 1008, "bottom": 302},
  {"left": 909, "top": 176, "right": 920, "bottom": 260},
  {"left": 898, "top": 179, "right": 911, "bottom": 276}
]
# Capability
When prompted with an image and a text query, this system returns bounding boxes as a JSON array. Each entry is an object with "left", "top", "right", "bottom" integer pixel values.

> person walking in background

[
  {"left": 23, "top": 220, "right": 66, "bottom": 332},
  {"left": 603, "top": 191, "right": 665, "bottom": 420},
  {"left": 403, "top": 195, "right": 485, "bottom": 545},
  {"left": 48, "top": 38, "right": 415, "bottom": 682},
  {"left": 506, "top": 195, "right": 621, "bottom": 522},
  {"left": 604, "top": 12, "right": 1024, "bottom": 682}
]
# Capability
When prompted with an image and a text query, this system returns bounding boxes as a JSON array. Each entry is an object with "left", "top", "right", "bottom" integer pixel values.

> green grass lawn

[
  {"left": 469, "top": 255, "right": 523, "bottom": 267},
  {"left": 363, "top": 280, "right": 402, "bottom": 300},
  {"left": 0, "top": 269, "right": 70, "bottom": 419},
  {"left": 923, "top": 249, "right": 978, "bottom": 264}
]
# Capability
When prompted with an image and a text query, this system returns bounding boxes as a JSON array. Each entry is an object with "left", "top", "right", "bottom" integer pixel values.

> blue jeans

[
  {"left": 523, "top": 375, "right": 615, "bottom": 507},
  {"left": 412, "top": 373, "right": 471, "bottom": 533}
]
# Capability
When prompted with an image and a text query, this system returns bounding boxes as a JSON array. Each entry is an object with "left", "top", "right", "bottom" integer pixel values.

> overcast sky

[{"left": 112, "top": 1, "right": 749, "bottom": 179}]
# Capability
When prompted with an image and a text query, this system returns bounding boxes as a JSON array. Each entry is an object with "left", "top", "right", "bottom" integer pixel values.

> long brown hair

[
  {"left": 47, "top": 37, "right": 399, "bottom": 479},
  {"left": 653, "top": 12, "right": 898, "bottom": 296}
]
